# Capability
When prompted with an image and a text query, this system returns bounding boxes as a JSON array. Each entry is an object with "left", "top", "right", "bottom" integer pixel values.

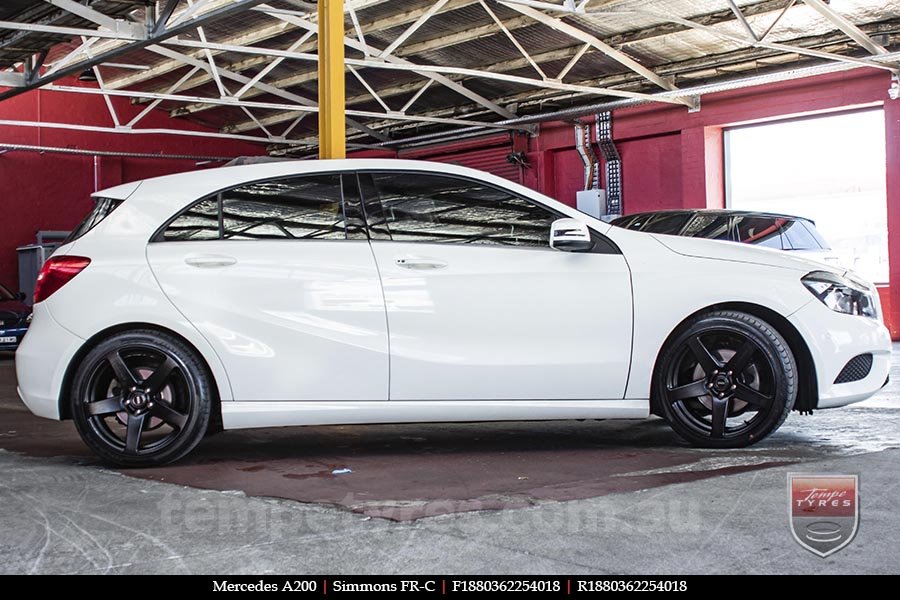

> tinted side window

[
  {"left": 163, "top": 197, "right": 220, "bottom": 241},
  {"left": 222, "top": 175, "right": 345, "bottom": 240},
  {"left": 642, "top": 213, "right": 692, "bottom": 235},
  {"left": 362, "top": 172, "right": 558, "bottom": 248},
  {"left": 682, "top": 214, "right": 732, "bottom": 240},
  {"left": 612, "top": 215, "right": 642, "bottom": 230},
  {"left": 734, "top": 216, "right": 785, "bottom": 249},
  {"left": 782, "top": 219, "right": 822, "bottom": 250},
  {"left": 801, "top": 221, "right": 830, "bottom": 250},
  {"left": 64, "top": 197, "right": 123, "bottom": 244}
]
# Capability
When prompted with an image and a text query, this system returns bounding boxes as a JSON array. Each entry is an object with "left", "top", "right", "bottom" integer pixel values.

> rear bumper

[
  {"left": 789, "top": 300, "right": 892, "bottom": 409},
  {"left": 15, "top": 303, "right": 84, "bottom": 420}
]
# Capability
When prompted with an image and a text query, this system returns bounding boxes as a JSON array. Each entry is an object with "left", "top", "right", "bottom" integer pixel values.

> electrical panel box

[{"left": 576, "top": 189, "right": 606, "bottom": 219}]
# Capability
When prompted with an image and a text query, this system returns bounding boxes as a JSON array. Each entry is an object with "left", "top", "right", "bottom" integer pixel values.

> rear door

[{"left": 146, "top": 173, "right": 389, "bottom": 402}]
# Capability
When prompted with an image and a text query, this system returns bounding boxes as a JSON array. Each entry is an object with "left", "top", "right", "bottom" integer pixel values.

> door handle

[
  {"left": 395, "top": 256, "right": 448, "bottom": 270},
  {"left": 184, "top": 254, "right": 237, "bottom": 268}
]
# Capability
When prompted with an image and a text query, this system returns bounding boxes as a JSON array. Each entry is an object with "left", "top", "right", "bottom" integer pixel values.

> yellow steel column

[{"left": 318, "top": 0, "right": 346, "bottom": 159}]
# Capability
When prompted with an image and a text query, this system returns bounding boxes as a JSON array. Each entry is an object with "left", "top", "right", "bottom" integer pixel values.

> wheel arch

[
  {"left": 649, "top": 302, "right": 817, "bottom": 416},
  {"left": 58, "top": 322, "right": 223, "bottom": 431}
]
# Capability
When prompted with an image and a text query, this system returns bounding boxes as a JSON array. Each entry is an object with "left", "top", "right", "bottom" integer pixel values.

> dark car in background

[
  {"left": 0, "top": 282, "right": 31, "bottom": 351},
  {"left": 611, "top": 209, "right": 841, "bottom": 266}
]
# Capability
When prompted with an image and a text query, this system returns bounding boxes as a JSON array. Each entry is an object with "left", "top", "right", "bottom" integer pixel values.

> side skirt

[{"left": 221, "top": 399, "right": 650, "bottom": 430}]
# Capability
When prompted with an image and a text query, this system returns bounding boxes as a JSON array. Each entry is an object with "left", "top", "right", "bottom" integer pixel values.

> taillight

[{"left": 34, "top": 256, "right": 91, "bottom": 304}]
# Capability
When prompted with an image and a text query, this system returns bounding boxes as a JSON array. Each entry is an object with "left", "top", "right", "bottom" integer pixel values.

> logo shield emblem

[{"left": 789, "top": 474, "right": 858, "bottom": 557}]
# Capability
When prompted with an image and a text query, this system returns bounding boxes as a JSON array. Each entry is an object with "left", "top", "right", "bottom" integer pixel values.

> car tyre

[
  {"left": 655, "top": 310, "right": 796, "bottom": 448},
  {"left": 71, "top": 329, "right": 212, "bottom": 467}
]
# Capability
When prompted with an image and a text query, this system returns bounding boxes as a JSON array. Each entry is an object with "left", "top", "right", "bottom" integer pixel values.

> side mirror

[
  {"left": 550, "top": 218, "right": 593, "bottom": 252},
  {"left": 15, "top": 292, "right": 26, "bottom": 302}
]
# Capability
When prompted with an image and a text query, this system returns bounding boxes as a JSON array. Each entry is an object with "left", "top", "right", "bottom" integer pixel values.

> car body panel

[
  {"left": 13, "top": 159, "right": 892, "bottom": 432},
  {"left": 369, "top": 241, "right": 633, "bottom": 400},
  {"left": 146, "top": 240, "right": 390, "bottom": 402}
]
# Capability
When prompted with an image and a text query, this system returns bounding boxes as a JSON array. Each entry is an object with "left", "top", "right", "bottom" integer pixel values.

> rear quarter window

[{"left": 64, "top": 197, "right": 122, "bottom": 244}]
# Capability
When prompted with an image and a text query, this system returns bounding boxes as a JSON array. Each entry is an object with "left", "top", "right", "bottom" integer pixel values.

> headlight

[{"left": 802, "top": 271, "right": 876, "bottom": 318}]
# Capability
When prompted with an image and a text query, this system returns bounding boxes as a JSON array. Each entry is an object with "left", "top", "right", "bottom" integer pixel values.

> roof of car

[{"left": 613, "top": 209, "right": 813, "bottom": 222}]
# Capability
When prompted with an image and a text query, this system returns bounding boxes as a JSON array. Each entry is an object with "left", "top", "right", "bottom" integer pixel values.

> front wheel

[
  {"left": 71, "top": 330, "right": 213, "bottom": 467},
  {"left": 655, "top": 310, "right": 797, "bottom": 448}
]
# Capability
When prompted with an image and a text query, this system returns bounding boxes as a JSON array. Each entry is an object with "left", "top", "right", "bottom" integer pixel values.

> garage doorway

[{"left": 725, "top": 108, "right": 888, "bottom": 284}]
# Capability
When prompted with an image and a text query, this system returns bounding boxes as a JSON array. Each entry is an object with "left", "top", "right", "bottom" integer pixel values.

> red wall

[{"left": 0, "top": 79, "right": 264, "bottom": 291}]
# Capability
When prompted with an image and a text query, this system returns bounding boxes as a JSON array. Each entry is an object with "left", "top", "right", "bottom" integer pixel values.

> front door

[{"left": 358, "top": 170, "right": 633, "bottom": 401}]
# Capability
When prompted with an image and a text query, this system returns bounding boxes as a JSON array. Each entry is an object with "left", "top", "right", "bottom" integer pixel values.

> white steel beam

[
  {"left": 0, "top": 118, "right": 278, "bottom": 144},
  {"left": 269, "top": 11, "right": 517, "bottom": 118},
  {"left": 0, "top": 20, "right": 139, "bottom": 40},
  {"left": 802, "top": 0, "right": 889, "bottom": 55},
  {"left": 500, "top": 1, "right": 679, "bottom": 91},
  {"left": 0, "top": 0, "right": 272, "bottom": 102},
  {"left": 106, "top": 0, "right": 401, "bottom": 90},
  {"left": 607, "top": 8, "right": 899, "bottom": 73},
  {"left": 176, "top": 0, "right": 789, "bottom": 118},
  {"left": 133, "top": 0, "right": 481, "bottom": 101},
  {"left": 479, "top": 0, "right": 546, "bottom": 79},
  {"left": 41, "top": 83, "right": 522, "bottom": 131},
  {"left": 143, "top": 43, "right": 388, "bottom": 141},
  {"left": 127, "top": 65, "right": 202, "bottom": 127},
  {"left": 161, "top": 37, "right": 691, "bottom": 105},
  {"left": 379, "top": 0, "right": 449, "bottom": 58},
  {"left": 726, "top": 0, "right": 759, "bottom": 41},
  {"left": 44, "top": 0, "right": 135, "bottom": 33}
]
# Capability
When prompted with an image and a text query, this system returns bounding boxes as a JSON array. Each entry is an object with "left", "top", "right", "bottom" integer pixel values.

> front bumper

[
  {"left": 789, "top": 300, "right": 892, "bottom": 409},
  {"left": 15, "top": 303, "right": 84, "bottom": 420},
  {"left": 0, "top": 325, "right": 27, "bottom": 351}
]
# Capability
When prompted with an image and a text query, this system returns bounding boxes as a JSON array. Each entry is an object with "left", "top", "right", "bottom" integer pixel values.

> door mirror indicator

[{"left": 550, "top": 218, "right": 593, "bottom": 252}]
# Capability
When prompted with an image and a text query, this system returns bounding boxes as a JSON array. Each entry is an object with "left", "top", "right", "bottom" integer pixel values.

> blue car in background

[{"left": 0, "top": 281, "right": 30, "bottom": 351}]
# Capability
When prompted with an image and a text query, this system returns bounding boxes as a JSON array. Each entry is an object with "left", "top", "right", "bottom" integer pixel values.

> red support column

[{"left": 681, "top": 126, "right": 725, "bottom": 209}]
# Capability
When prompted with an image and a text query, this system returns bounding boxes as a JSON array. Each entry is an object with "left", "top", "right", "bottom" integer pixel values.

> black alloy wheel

[
  {"left": 656, "top": 310, "right": 796, "bottom": 448},
  {"left": 71, "top": 330, "right": 213, "bottom": 466}
]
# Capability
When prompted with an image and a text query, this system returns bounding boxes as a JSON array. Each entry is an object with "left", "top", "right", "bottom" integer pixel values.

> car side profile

[{"left": 15, "top": 160, "right": 891, "bottom": 466}]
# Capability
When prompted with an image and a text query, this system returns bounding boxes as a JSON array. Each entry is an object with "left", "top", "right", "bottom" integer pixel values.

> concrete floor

[{"left": 1, "top": 349, "right": 899, "bottom": 574}]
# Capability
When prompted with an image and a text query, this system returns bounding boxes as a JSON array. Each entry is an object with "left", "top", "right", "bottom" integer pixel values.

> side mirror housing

[{"left": 550, "top": 218, "right": 594, "bottom": 252}]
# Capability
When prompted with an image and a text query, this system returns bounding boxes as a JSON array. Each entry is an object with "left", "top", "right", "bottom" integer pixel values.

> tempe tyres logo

[{"left": 789, "top": 474, "right": 858, "bottom": 557}]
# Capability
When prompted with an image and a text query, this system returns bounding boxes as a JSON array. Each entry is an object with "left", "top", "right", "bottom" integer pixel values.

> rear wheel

[
  {"left": 655, "top": 310, "right": 796, "bottom": 448},
  {"left": 71, "top": 330, "right": 212, "bottom": 467}
]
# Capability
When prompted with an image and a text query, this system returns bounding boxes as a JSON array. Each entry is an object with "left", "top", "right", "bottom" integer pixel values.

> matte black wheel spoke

[
  {"left": 735, "top": 383, "right": 773, "bottom": 409},
  {"left": 86, "top": 395, "right": 124, "bottom": 417},
  {"left": 124, "top": 413, "right": 146, "bottom": 454},
  {"left": 667, "top": 379, "right": 709, "bottom": 402},
  {"left": 107, "top": 351, "right": 138, "bottom": 388},
  {"left": 688, "top": 336, "right": 721, "bottom": 374},
  {"left": 142, "top": 357, "right": 178, "bottom": 394},
  {"left": 149, "top": 402, "right": 188, "bottom": 430},
  {"left": 725, "top": 341, "right": 757, "bottom": 375},
  {"left": 710, "top": 397, "right": 731, "bottom": 439}
]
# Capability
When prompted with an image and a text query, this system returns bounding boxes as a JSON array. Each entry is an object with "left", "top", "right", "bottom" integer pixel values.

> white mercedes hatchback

[{"left": 16, "top": 160, "right": 891, "bottom": 466}]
